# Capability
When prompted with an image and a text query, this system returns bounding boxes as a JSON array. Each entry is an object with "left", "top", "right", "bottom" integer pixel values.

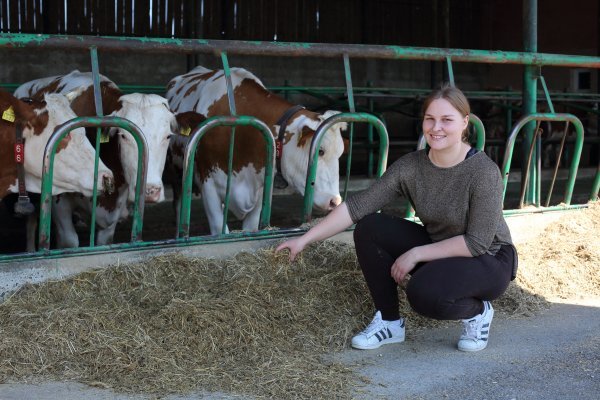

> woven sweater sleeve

[
  {"left": 464, "top": 160, "right": 504, "bottom": 256},
  {"left": 345, "top": 156, "right": 409, "bottom": 223}
]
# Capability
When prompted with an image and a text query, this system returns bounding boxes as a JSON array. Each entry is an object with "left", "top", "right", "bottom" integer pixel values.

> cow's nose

[
  {"left": 328, "top": 195, "right": 342, "bottom": 210},
  {"left": 145, "top": 185, "right": 163, "bottom": 203}
]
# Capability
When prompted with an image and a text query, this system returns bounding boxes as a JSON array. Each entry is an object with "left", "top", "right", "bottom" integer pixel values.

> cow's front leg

[
  {"left": 93, "top": 203, "right": 124, "bottom": 246},
  {"left": 241, "top": 205, "right": 262, "bottom": 232},
  {"left": 52, "top": 194, "right": 80, "bottom": 248},
  {"left": 25, "top": 214, "right": 38, "bottom": 252},
  {"left": 240, "top": 188, "right": 263, "bottom": 232},
  {"left": 201, "top": 179, "right": 229, "bottom": 235},
  {"left": 95, "top": 223, "right": 118, "bottom": 245}
]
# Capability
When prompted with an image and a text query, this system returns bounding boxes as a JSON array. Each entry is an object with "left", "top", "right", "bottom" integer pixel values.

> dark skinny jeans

[{"left": 353, "top": 213, "right": 515, "bottom": 321}]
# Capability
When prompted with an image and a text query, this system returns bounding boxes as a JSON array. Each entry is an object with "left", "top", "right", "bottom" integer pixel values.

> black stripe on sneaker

[
  {"left": 387, "top": 328, "right": 392, "bottom": 338},
  {"left": 375, "top": 332, "right": 383, "bottom": 341}
]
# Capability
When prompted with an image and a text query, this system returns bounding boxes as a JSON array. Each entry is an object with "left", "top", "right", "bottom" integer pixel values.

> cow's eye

[
  {"left": 318, "top": 149, "right": 325, "bottom": 157},
  {"left": 166, "top": 134, "right": 174, "bottom": 140}
]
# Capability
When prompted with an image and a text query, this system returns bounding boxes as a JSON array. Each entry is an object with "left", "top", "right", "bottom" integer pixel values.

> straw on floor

[{"left": 0, "top": 202, "right": 598, "bottom": 398}]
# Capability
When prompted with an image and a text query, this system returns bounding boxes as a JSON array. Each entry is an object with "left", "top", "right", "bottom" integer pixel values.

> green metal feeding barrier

[
  {"left": 177, "top": 115, "right": 275, "bottom": 239},
  {"left": 1, "top": 33, "right": 599, "bottom": 262},
  {"left": 302, "top": 112, "right": 389, "bottom": 223},
  {"left": 37, "top": 116, "right": 148, "bottom": 250},
  {"left": 301, "top": 54, "right": 389, "bottom": 223},
  {"left": 501, "top": 113, "right": 584, "bottom": 208}
]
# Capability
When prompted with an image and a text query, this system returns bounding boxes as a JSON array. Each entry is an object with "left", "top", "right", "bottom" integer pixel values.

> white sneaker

[
  {"left": 351, "top": 311, "right": 405, "bottom": 350},
  {"left": 457, "top": 301, "right": 494, "bottom": 352}
]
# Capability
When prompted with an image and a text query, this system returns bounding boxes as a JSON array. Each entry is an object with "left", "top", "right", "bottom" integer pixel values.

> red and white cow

[
  {"left": 15, "top": 70, "right": 178, "bottom": 247},
  {"left": 1, "top": 89, "right": 113, "bottom": 198},
  {"left": 1, "top": 90, "right": 114, "bottom": 250},
  {"left": 166, "top": 66, "right": 347, "bottom": 234}
]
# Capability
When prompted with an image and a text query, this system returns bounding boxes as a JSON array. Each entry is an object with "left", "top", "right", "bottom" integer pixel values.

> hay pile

[
  {"left": 0, "top": 203, "right": 599, "bottom": 398},
  {"left": 511, "top": 202, "right": 600, "bottom": 303},
  {"left": 0, "top": 242, "right": 366, "bottom": 398}
]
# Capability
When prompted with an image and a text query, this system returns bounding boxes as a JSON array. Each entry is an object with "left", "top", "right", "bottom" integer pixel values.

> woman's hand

[
  {"left": 276, "top": 237, "right": 308, "bottom": 262},
  {"left": 391, "top": 249, "right": 420, "bottom": 283},
  {"left": 275, "top": 203, "right": 353, "bottom": 262}
]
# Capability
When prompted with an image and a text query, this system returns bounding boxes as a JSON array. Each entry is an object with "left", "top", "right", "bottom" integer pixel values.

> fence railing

[{"left": 1, "top": 33, "right": 599, "bottom": 262}]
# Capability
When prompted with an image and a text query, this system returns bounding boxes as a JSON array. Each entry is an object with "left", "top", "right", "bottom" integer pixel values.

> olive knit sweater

[{"left": 346, "top": 149, "right": 513, "bottom": 258}]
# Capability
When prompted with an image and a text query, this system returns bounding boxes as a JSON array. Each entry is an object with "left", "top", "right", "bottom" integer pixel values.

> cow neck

[
  {"left": 13, "top": 122, "right": 35, "bottom": 217},
  {"left": 274, "top": 104, "right": 305, "bottom": 189}
]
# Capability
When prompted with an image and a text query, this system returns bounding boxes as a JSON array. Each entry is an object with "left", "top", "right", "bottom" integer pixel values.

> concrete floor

[
  {"left": 1, "top": 298, "right": 598, "bottom": 400},
  {"left": 1, "top": 212, "right": 599, "bottom": 399}
]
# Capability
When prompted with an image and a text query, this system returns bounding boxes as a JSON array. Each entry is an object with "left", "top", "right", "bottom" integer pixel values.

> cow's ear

[
  {"left": 298, "top": 125, "right": 315, "bottom": 147},
  {"left": 175, "top": 111, "right": 205, "bottom": 136}
]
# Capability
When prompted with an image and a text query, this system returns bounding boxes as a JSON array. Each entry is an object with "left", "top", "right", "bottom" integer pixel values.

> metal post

[
  {"left": 220, "top": 51, "right": 237, "bottom": 234},
  {"left": 89, "top": 46, "right": 104, "bottom": 247},
  {"left": 342, "top": 54, "right": 355, "bottom": 200},
  {"left": 522, "top": 0, "right": 538, "bottom": 205}
]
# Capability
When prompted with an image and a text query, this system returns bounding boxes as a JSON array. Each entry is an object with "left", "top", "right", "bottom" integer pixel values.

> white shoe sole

[
  {"left": 457, "top": 341, "right": 488, "bottom": 352},
  {"left": 351, "top": 335, "right": 405, "bottom": 350}
]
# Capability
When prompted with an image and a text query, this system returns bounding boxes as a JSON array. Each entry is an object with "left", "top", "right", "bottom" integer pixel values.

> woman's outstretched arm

[{"left": 275, "top": 202, "right": 354, "bottom": 261}]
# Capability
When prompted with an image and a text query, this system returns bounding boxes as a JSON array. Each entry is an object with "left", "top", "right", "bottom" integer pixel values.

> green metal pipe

[
  {"left": 522, "top": 0, "right": 538, "bottom": 206},
  {"left": 302, "top": 112, "right": 389, "bottom": 222},
  {"left": 0, "top": 202, "right": 591, "bottom": 265},
  {"left": 445, "top": 56, "right": 455, "bottom": 86},
  {"left": 178, "top": 116, "right": 275, "bottom": 239},
  {"left": 342, "top": 54, "right": 356, "bottom": 200},
  {"left": 220, "top": 52, "right": 238, "bottom": 235},
  {"left": 500, "top": 113, "right": 584, "bottom": 206},
  {"left": 89, "top": 46, "right": 104, "bottom": 248},
  {"left": 38, "top": 117, "right": 148, "bottom": 250},
  {"left": 4, "top": 33, "right": 600, "bottom": 68},
  {"left": 366, "top": 81, "right": 375, "bottom": 178}
]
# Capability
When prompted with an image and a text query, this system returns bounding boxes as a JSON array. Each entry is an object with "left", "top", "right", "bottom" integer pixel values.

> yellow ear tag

[
  {"left": 181, "top": 126, "right": 191, "bottom": 136},
  {"left": 100, "top": 132, "right": 110, "bottom": 143},
  {"left": 2, "top": 106, "right": 15, "bottom": 123}
]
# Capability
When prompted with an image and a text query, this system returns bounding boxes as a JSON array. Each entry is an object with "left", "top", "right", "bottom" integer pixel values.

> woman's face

[{"left": 422, "top": 98, "right": 469, "bottom": 151}]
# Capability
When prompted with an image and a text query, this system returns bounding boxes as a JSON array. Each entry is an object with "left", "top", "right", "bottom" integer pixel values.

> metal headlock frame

[
  {"left": 501, "top": 113, "right": 584, "bottom": 208},
  {"left": 1, "top": 33, "right": 599, "bottom": 262},
  {"left": 38, "top": 116, "right": 149, "bottom": 250},
  {"left": 177, "top": 115, "right": 275, "bottom": 239}
]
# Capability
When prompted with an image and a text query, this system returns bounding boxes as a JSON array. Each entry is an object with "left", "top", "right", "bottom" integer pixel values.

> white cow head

[
  {"left": 21, "top": 93, "right": 114, "bottom": 197},
  {"left": 280, "top": 110, "right": 348, "bottom": 212},
  {"left": 109, "top": 94, "right": 177, "bottom": 203}
]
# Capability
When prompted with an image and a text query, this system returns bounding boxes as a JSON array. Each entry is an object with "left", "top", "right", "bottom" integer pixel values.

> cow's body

[
  {"left": 166, "top": 66, "right": 346, "bottom": 234},
  {"left": 1, "top": 90, "right": 114, "bottom": 251},
  {"left": 1, "top": 90, "right": 113, "bottom": 198},
  {"left": 15, "top": 70, "right": 178, "bottom": 247}
]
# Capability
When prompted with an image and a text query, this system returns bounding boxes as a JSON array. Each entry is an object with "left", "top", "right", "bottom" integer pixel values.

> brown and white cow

[
  {"left": 15, "top": 70, "right": 178, "bottom": 247},
  {"left": 166, "top": 66, "right": 347, "bottom": 235},
  {"left": 1, "top": 89, "right": 114, "bottom": 250},
  {"left": 1, "top": 90, "right": 113, "bottom": 198}
]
